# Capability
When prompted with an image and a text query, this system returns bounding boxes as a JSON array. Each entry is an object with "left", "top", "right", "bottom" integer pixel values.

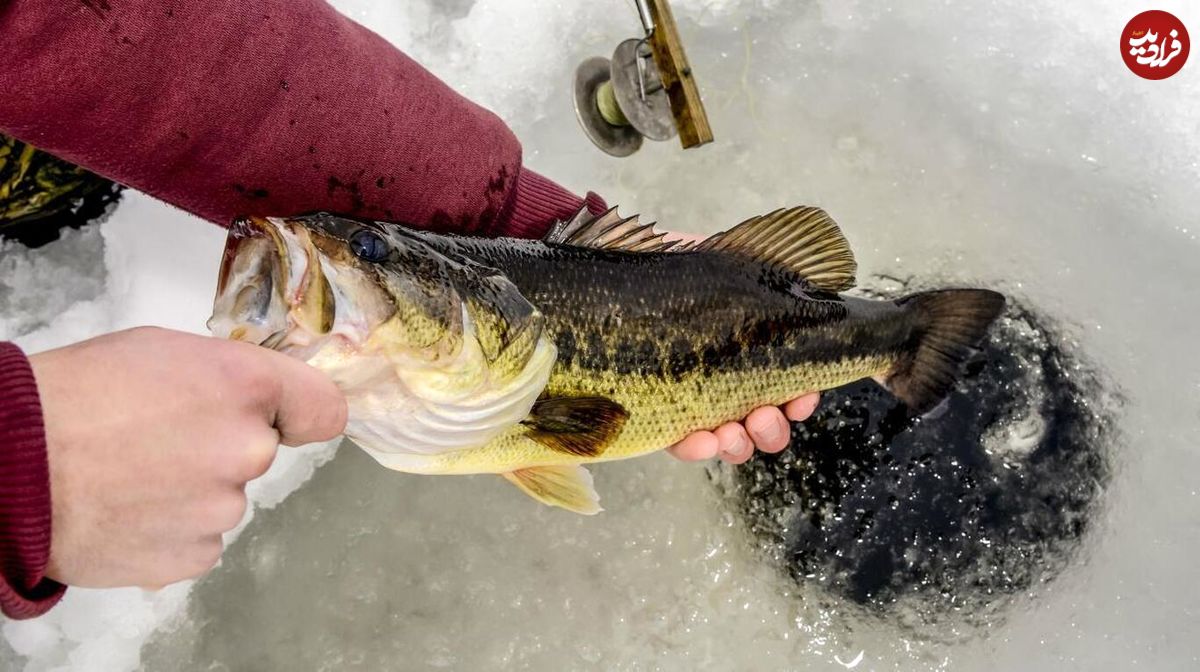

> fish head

[
  {"left": 209, "top": 212, "right": 557, "bottom": 471},
  {"left": 208, "top": 213, "right": 463, "bottom": 361}
]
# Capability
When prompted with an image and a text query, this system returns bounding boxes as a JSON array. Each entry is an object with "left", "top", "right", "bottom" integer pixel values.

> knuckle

[
  {"left": 312, "top": 400, "right": 348, "bottom": 441},
  {"left": 165, "top": 539, "right": 225, "bottom": 583},
  {"left": 233, "top": 435, "right": 279, "bottom": 481},
  {"left": 280, "top": 402, "right": 344, "bottom": 446},
  {"left": 277, "top": 417, "right": 314, "bottom": 448},
  {"left": 715, "top": 422, "right": 745, "bottom": 443},
  {"left": 212, "top": 343, "right": 277, "bottom": 395},
  {"left": 326, "top": 396, "right": 349, "bottom": 436},
  {"left": 745, "top": 409, "right": 779, "bottom": 438},
  {"left": 235, "top": 357, "right": 279, "bottom": 396},
  {"left": 189, "top": 539, "right": 225, "bottom": 578},
  {"left": 210, "top": 492, "right": 250, "bottom": 531},
  {"left": 250, "top": 442, "right": 279, "bottom": 479}
]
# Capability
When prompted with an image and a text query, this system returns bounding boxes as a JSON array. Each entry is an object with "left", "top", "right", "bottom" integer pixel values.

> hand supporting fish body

[{"left": 209, "top": 206, "right": 1005, "bottom": 514}]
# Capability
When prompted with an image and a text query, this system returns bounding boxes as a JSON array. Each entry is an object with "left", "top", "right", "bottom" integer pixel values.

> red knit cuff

[
  {"left": 0, "top": 343, "right": 66, "bottom": 620},
  {"left": 493, "top": 169, "right": 608, "bottom": 240}
]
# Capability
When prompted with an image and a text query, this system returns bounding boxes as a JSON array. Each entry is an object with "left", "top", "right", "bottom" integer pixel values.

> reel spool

[{"left": 573, "top": 0, "right": 713, "bottom": 157}]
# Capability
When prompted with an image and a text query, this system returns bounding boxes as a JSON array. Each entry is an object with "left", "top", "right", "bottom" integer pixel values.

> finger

[
  {"left": 184, "top": 536, "right": 225, "bottom": 579},
  {"left": 144, "top": 537, "right": 224, "bottom": 589},
  {"left": 212, "top": 426, "right": 280, "bottom": 483},
  {"left": 784, "top": 392, "right": 820, "bottom": 422},
  {"left": 237, "top": 430, "right": 281, "bottom": 482},
  {"left": 744, "top": 407, "right": 790, "bottom": 453},
  {"left": 666, "top": 431, "right": 720, "bottom": 461},
  {"left": 715, "top": 422, "right": 754, "bottom": 465},
  {"left": 256, "top": 348, "right": 348, "bottom": 446},
  {"left": 207, "top": 491, "right": 250, "bottom": 533}
]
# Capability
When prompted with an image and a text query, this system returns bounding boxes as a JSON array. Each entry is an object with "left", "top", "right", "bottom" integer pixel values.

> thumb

[{"left": 258, "top": 348, "right": 348, "bottom": 446}]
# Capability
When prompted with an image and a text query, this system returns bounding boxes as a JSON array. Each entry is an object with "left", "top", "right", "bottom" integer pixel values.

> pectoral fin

[
  {"left": 503, "top": 465, "right": 602, "bottom": 515},
  {"left": 521, "top": 395, "right": 629, "bottom": 457}
]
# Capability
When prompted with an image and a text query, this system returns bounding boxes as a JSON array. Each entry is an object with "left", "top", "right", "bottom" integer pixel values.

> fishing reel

[{"left": 573, "top": 0, "right": 713, "bottom": 157}]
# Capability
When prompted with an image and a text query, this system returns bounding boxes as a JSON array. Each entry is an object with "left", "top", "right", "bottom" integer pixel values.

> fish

[{"left": 208, "top": 206, "right": 1005, "bottom": 514}]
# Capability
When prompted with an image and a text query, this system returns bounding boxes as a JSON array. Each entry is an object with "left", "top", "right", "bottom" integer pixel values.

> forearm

[
  {"left": 0, "top": 343, "right": 64, "bottom": 619},
  {"left": 0, "top": 0, "right": 600, "bottom": 238}
]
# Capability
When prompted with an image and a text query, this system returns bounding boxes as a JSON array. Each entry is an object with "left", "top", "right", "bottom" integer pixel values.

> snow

[
  {"left": 0, "top": 196, "right": 341, "bottom": 670},
  {"left": 4, "top": 0, "right": 1199, "bottom": 669}
]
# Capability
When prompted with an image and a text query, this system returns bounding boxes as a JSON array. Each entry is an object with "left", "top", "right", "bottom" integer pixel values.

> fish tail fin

[{"left": 883, "top": 289, "right": 1006, "bottom": 414}]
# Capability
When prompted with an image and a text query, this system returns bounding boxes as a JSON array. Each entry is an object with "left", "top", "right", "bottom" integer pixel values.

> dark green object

[{"left": 0, "top": 134, "right": 123, "bottom": 248}]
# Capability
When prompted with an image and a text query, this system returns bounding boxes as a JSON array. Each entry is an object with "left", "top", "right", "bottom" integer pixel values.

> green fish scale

[{"left": 416, "top": 236, "right": 915, "bottom": 475}]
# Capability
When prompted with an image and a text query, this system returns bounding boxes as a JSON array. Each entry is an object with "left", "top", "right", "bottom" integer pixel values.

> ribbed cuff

[
  {"left": 0, "top": 343, "right": 66, "bottom": 620},
  {"left": 493, "top": 168, "right": 608, "bottom": 240}
]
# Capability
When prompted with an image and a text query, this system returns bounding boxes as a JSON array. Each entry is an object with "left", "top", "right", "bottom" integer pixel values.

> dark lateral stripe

[{"left": 553, "top": 325, "right": 904, "bottom": 381}]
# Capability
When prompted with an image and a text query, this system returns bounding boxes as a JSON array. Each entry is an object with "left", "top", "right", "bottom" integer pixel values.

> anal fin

[{"left": 503, "top": 465, "right": 602, "bottom": 515}]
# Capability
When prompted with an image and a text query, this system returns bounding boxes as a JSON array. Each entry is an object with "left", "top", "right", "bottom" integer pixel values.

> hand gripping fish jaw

[{"left": 573, "top": 0, "right": 713, "bottom": 157}]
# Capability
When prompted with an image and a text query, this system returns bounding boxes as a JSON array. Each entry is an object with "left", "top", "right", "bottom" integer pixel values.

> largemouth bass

[{"left": 209, "top": 206, "right": 1005, "bottom": 513}]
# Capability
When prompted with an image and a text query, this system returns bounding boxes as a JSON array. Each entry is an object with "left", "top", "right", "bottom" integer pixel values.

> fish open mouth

[
  {"left": 209, "top": 216, "right": 335, "bottom": 350},
  {"left": 216, "top": 217, "right": 290, "bottom": 303}
]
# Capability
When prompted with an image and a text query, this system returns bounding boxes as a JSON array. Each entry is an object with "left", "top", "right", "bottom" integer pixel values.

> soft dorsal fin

[
  {"left": 690, "top": 207, "right": 857, "bottom": 292},
  {"left": 543, "top": 207, "right": 683, "bottom": 253},
  {"left": 521, "top": 395, "right": 629, "bottom": 457}
]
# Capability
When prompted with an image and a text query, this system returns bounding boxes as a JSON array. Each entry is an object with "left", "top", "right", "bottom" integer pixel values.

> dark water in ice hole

[{"left": 724, "top": 280, "right": 1118, "bottom": 634}]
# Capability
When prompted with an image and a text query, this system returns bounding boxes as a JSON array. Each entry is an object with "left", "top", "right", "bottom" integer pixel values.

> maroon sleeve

[
  {"left": 0, "top": 0, "right": 612, "bottom": 620},
  {"left": 0, "top": 0, "right": 605, "bottom": 239},
  {"left": 0, "top": 344, "right": 65, "bottom": 620}
]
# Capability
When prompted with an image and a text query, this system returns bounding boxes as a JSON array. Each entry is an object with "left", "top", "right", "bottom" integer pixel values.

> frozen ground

[{"left": 3, "top": 0, "right": 1199, "bottom": 669}]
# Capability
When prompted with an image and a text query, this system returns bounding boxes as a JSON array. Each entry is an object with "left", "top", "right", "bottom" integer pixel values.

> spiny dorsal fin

[
  {"left": 543, "top": 207, "right": 683, "bottom": 253},
  {"left": 521, "top": 395, "right": 629, "bottom": 457},
  {"left": 691, "top": 206, "right": 857, "bottom": 292},
  {"left": 502, "top": 465, "right": 602, "bottom": 515}
]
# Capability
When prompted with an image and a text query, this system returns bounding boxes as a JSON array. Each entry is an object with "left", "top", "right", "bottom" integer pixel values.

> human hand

[
  {"left": 29, "top": 327, "right": 346, "bottom": 589},
  {"left": 658, "top": 229, "right": 821, "bottom": 463},
  {"left": 667, "top": 395, "right": 820, "bottom": 464}
]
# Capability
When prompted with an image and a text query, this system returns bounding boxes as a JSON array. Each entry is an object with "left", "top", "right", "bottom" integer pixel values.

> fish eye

[{"left": 349, "top": 228, "right": 390, "bottom": 263}]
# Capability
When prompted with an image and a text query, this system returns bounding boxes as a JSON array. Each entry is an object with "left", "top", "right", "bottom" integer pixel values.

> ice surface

[
  {"left": 5, "top": 0, "right": 1200, "bottom": 669},
  {"left": 0, "top": 194, "right": 341, "bottom": 671}
]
